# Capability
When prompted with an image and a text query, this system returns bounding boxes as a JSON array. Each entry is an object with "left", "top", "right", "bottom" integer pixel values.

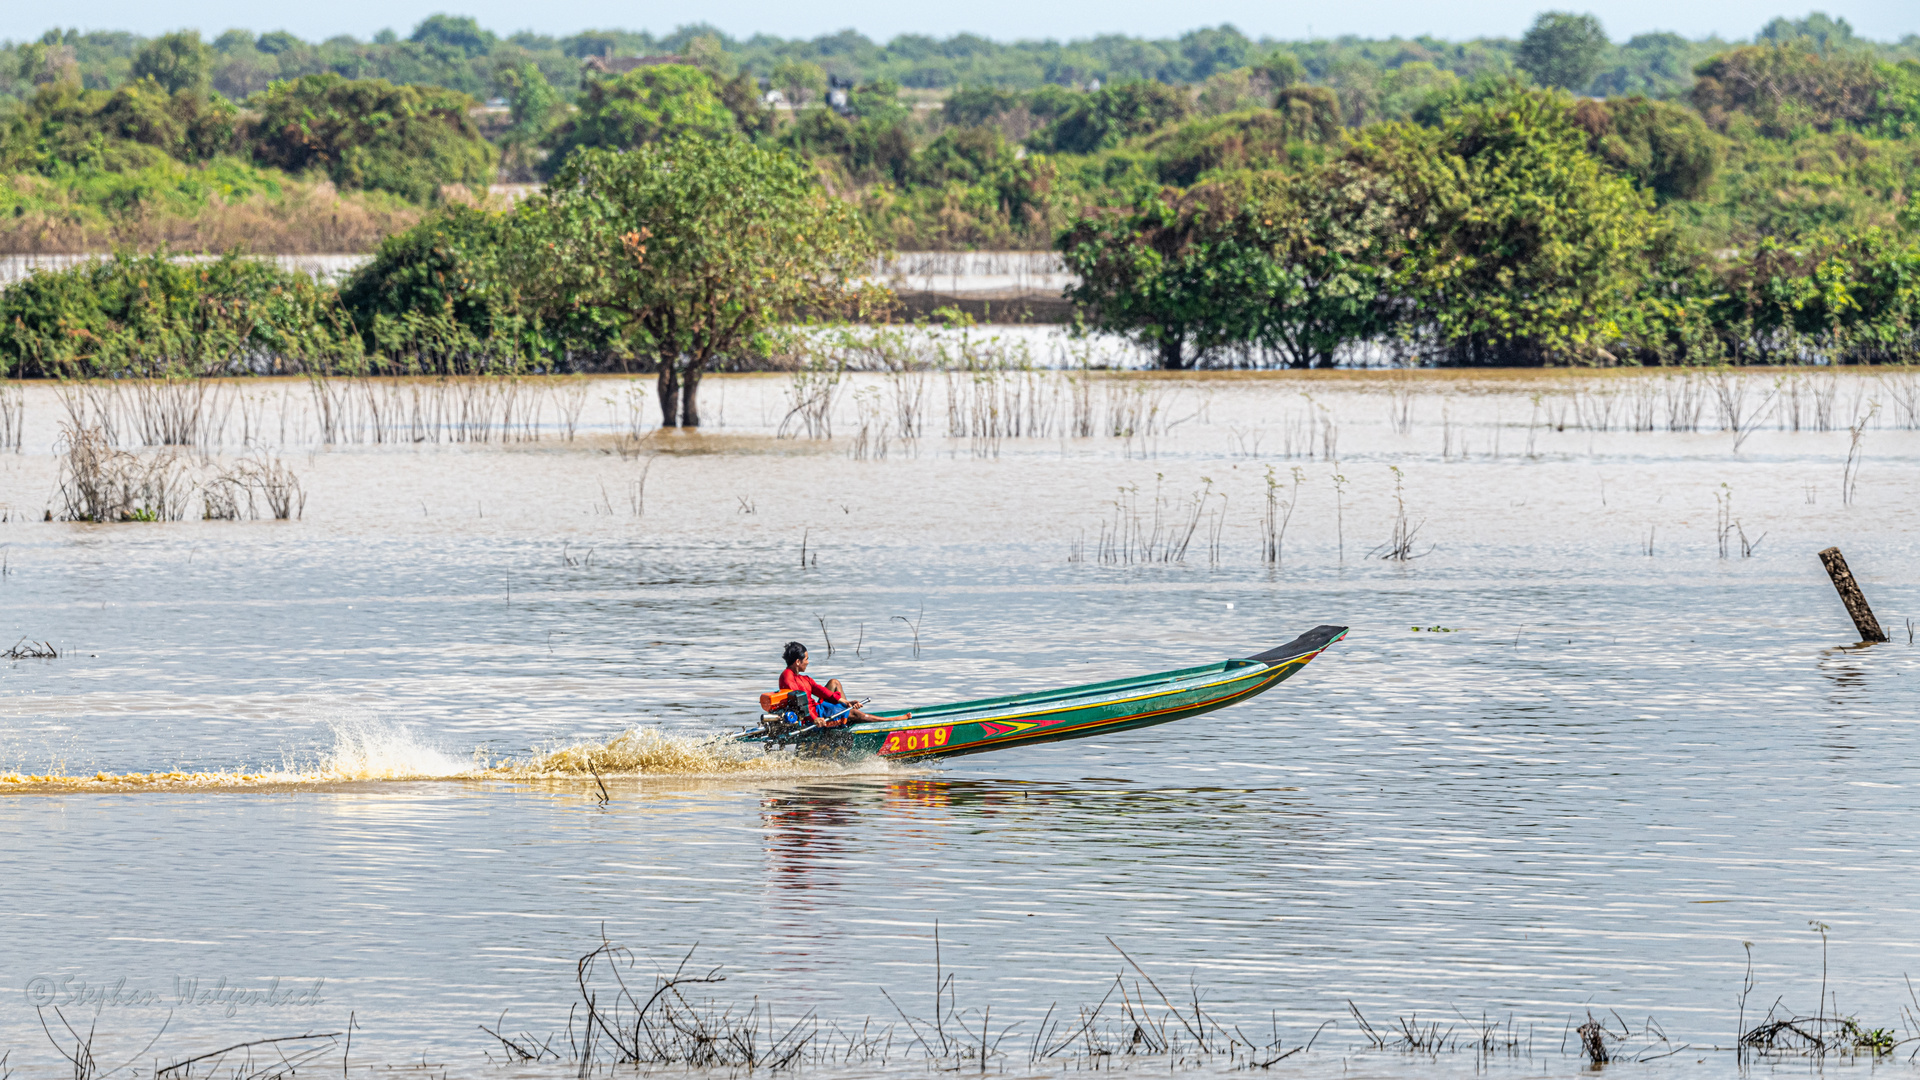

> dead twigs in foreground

[
  {"left": 5, "top": 638, "right": 58, "bottom": 659},
  {"left": 573, "top": 935, "right": 820, "bottom": 1069}
]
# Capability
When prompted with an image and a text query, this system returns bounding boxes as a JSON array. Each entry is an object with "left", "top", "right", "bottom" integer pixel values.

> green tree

[
  {"left": 1516, "top": 12, "right": 1610, "bottom": 91},
  {"left": 337, "top": 203, "right": 540, "bottom": 372},
  {"left": 1143, "top": 100, "right": 1336, "bottom": 187},
  {"left": 132, "top": 31, "right": 214, "bottom": 95},
  {"left": 1254, "top": 51, "right": 1306, "bottom": 87},
  {"left": 1393, "top": 90, "right": 1659, "bottom": 363},
  {"left": 0, "top": 251, "right": 349, "bottom": 379},
  {"left": 1059, "top": 192, "right": 1264, "bottom": 369},
  {"left": 545, "top": 65, "right": 737, "bottom": 173},
  {"left": 683, "top": 35, "right": 735, "bottom": 77},
  {"left": 0, "top": 78, "right": 239, "bottom": 172},
  {"left": 408, "top": 15, "right": 496, "bottom": 57},
  {"left": 517, "top": 138, "right": 878, "bottom": 425},
  {"left": 1572, "top": 96, "right": 1719, "bottom": 201},
  {"left": 1061, "top": 147, "right": 1422, "bottom": 369},
  {"left": 495, "top": 62, "right": 563, "bottom": 176},
  {"left": 1236, "top": 164, "right": 1409, "bottom": 367},
  {"left": 1756, "top": 13, "right": 1858, "bottom": 54},
  {"left": 1377, "top": 63, "right": 1460, "bottom": 121},
  {"left": 942, "top": 86, "right": 1018, "bottom": 126},
  {"left": 715, "top": 72, "right": 775, "bottom": 138},
  {"left": 1691, "top": 44, "right": 1889, "bottom": 136},
  {"left": 499, "top": 63, "right": 563, "bottom": 138},
  {"left": 1589, "top": 31, "right": 1712, "bottom": 97},
  {"left": 249, "top": 74, "right": 495, "bottom": 201},
  {"left": 1031, "top": 81, "right": 1192, "bottom": 154},
  {"left": 771, "top": 58, "right": 828, "bottom": 108},
  {"left": 780, "top": 80, "right": 915, "bottom": 185},
  {"left": 256, "top": 31, "right": 303, "bottom": 56},
  {"left": 911, "top": 125, "right": 1015, "bottom": 185}
]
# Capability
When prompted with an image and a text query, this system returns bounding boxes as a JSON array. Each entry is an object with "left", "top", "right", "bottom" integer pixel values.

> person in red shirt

[{"left": 778, "top": 641, "right": 910, "bottom": 728}]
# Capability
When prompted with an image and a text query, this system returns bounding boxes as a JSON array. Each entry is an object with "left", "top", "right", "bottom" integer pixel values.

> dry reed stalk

[
  {"left": 1572, "top": 384, "right": 1619, "bottom": 431},
  {"left": 1626, "top": 379, "right": 1659, "bottom": 431},
  {"left": 558, "top": 377, "right": 590, "bottom": 441},
  {"left": 0, "top": 383, "right": 23, "bottom": 452},
  {"left": 5, "top": 638, "right": 59, "bottom": 659},
  {"left": 57, "top": 383, "right": 122, "bottom": 447},
  {"left": 1842, "top": 404, "right": 1875, "bottom": 506},
  {"left": 779, "top": 362, "right": 842, "bottom": 439},
  {"left": 1262, "top": 465, "right": 1302, "bottom": 566},
  {"left": 1387, "top": 382, "right": 1415, "bottom": 435},
  {"left": 1068, "top": 369, "right": 1097, "bottom": 438},
  {"left": 1711, "top": 372, "right": 1777, "bottom": 451},
  {"left": 1106, "top": 381, "right": 1171, "bottom": 459},
  {"left": 1372, "top": 465, "right": 1428, "bottom": 560},
  {"left": 198, "top": 454, "right": 309, "bottom": 521},
  {"left": 1876, "top": 370, "right": 1919, "bottom": 429},
  {"left": 1712, "top": 483, "right": 1762, "bottom": 557},
  {"left": 850, "top": 384, "right": 892, "bottom": 460},
  {"left": 1665, "top": 373, "right": 1706, "bottom": 432},
  {"left": 888, "top": 369, "right": 928, "bottom": 445},
  {"left": 56, "top": 424, "right": 193, "bottom": 522}
]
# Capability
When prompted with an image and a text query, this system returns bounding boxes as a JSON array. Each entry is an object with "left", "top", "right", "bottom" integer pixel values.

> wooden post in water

[{"left": 1818, "top": 547, "right": 1887, "bottom": 642}]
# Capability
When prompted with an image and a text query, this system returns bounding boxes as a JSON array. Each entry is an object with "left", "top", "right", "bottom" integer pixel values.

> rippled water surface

[{"left": 2, "top": 369, "right": 1917, "bottom": 1077}]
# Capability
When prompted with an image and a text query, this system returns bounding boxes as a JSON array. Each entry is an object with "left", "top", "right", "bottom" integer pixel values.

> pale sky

[{"left": 9, "top": 0, "right": 1914, "bottom": 45}]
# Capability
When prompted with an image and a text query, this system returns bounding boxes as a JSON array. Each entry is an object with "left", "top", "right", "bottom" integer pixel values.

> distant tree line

[
  {"left": 5, "top": 13, "right": 1915, "bottom": 105},
  {"left": 2, "top": 11, "right": 1919, "bottom": 370}
]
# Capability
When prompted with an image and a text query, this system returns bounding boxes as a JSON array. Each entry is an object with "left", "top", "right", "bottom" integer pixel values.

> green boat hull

[{"left": 738, "top": 624, "right": 1348, "bottom": 761}]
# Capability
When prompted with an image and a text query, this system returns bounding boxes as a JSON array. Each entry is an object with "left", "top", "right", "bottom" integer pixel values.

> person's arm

[{"left": 802, "top": 675, "right": 845, "bottom": 704}]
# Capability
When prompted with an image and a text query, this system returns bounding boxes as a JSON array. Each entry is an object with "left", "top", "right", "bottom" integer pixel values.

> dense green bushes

[
  {"left": 0, "top": 69, "right": 493, "bottom": 236},
  {"left": 0, "top": 79, "right": 240, "bottom": 172},
  {"left": 1, "top": 138, "right": 878, "bottom": 414},
  {"left": 1063, "top": 83, "right": 1920, "bottom": 368},
  {"left": 249, "top": 75, "right": 494, "bottom": 200},
  {"left": 0, "top": 252, "right": 350, "bottom": 378},
  {"left": 1691, "top": 45, "right": 1920, "bottom": 137},
  {"left": 1064, "top": 90, "right": 1659, "bottom": 367}
]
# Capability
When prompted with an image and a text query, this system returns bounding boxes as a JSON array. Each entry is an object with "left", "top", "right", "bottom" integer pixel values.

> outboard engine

[{"left": 755, "top": 693, "right": 811, "bottom": 748}]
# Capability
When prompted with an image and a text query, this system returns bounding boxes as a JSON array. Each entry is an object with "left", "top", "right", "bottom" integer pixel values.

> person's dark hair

[{"left": 782, "top": 641, "right": 808, "bottom": 666}]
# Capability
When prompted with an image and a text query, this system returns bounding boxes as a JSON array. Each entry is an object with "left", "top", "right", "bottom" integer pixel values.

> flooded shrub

[{"left": 56, "top": 424, "right": 193, "bottom": 522}]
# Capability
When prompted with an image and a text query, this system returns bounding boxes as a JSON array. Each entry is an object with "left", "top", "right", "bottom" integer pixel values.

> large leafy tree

[
  {"left": 1031, "top": 80, "right": 1193, "bottom": 154},
  {"left": 1386, "top": 90, "right": 1660, "bottom": 363},
  {"left": 335, "top": 203, "right": 543, "bottom": 372},
  {"left": 1064, "top": 88, "right": 1662, "bottom": 368},
  {"left": 1060, "top": 166, "right": 1406, "bottom": 369},
  {"left": 1239, "top": 163, "right": 1417, "bottom": 368},
  {"left": 518, "top": 138, "right": 878, "bottom": 426},
  {"left": 1059, "top": 191, "right": 1265, "bottom": 369},
  {"left": 1516, "top": 12, "right": 1610, "bottom": 92},
  {"left": 543, "top": 65, "right": 737, "bottom": 173},
  {"left": 131, "top": 31, "right": 215, "bottom": 95},
  {"left": 1571, "top": 96, "right": 1719, "bottom": 202},
  {"left": 1690, "top": 44, "right": 1899, "bottom": 136}
]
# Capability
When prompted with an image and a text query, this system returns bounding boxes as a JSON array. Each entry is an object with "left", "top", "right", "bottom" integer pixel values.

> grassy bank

[{"left": 0, "top": 159, "right": 426, "bottom": 254}]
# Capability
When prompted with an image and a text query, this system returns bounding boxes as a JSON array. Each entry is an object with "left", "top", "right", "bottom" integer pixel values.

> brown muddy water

[{"left": 1, "top": 360, "right": 1918, "bottom": 1078}]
